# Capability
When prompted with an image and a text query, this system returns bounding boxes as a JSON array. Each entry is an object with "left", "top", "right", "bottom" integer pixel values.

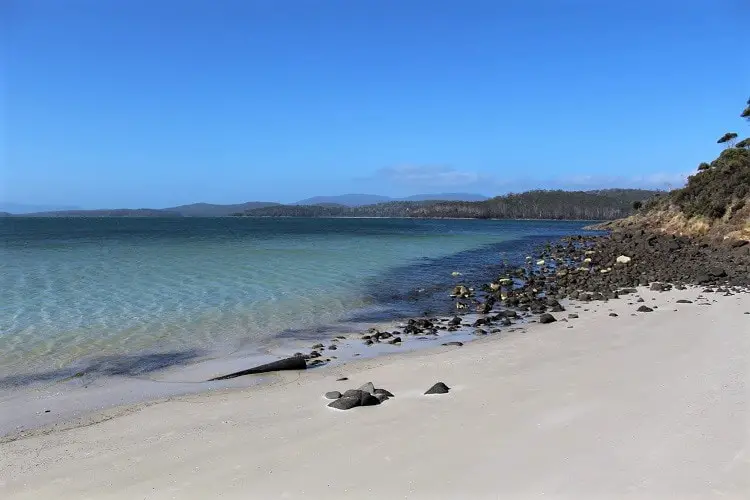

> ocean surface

[{"left": 0, "top": 217, "right": 595, "bottom": 388}]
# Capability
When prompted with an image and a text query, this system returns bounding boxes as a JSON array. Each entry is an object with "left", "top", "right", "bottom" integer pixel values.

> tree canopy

[
  {"left": 717, "top": 132, "right": 738, "bottom": 146},
  {"left": 642, "top": 97, "right": 750, "bottom": 221}
]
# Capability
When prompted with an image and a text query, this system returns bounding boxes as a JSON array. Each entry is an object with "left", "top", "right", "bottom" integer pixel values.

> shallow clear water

[{"left": 0, "top": 217, "right": 594, "bottom": 385}]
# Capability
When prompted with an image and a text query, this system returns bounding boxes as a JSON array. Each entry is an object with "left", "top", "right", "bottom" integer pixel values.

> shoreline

[
  {"left": 2, "top": 284, "right": 748, "bottom": 498},
  {"left": 3, "top": 226, "right": 748, "bottom": 440},
  {"left": 0, "top": 310, "right": 494, "bottom": 440},
  {"left": 1, "top": 223, "right": 601, "bottom": 438}
]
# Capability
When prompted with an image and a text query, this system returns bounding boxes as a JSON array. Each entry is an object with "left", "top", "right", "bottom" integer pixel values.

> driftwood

[{"left": 208, "top": 355, "right": 306, "bottom": 381}]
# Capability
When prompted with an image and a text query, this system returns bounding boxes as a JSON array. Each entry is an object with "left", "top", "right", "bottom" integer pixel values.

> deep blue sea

[{"left": 0, "top": 217, "right": 595, "bottom": 385}]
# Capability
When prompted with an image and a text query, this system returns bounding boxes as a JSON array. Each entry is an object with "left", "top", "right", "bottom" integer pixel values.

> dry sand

[{"left": 1, "top": 286, "right": 748, "bottom": 499}]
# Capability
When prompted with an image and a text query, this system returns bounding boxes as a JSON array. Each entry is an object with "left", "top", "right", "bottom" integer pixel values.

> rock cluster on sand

[
  {"left": 295, "top": 228, "right": 749, "bottom": 375},
  {"left": 327, "top": 382, "right": 395, "bottom": 410}
]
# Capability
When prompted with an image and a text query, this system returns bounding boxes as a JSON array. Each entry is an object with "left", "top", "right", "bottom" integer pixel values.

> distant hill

[
  {"left": 163, "top": 201, "right": 280, "bottom": 216},
  {"left": 293, "top": 193, "right": 488, "bottom": 206},
  {"left": 401, "top": 193, "right": 489, "bottom": 202},
  {"left": 241, "top": 189, "right": 659, "bottom": 220},
  {"left": 5, "top": 189, "right": 659, "bottom": 219},
  {"left": 8, "top": 202, "right": 280, "bottom": 218},
  {"left": 0, "top": 202, "right": 80, "bottom": 214},
  {"left": 20, "top": 208, "right": 182, "bottom": 217},
  {"left": 293, "top": 194, "right": 393, "bottom": 206}
]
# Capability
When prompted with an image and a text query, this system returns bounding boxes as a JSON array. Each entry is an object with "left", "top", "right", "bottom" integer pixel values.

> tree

[
  {"left": 632, "top": 201, "right": 642, "bottom": 210},
  {"left": 742, "top": 97, "right": 750, "bottom": 120},
  {"left": 736, "top": 138, "right": 750, "bottom": 149},
  {"left": 717, "top": 132, "right": 738, "bottom": 148},
  {"left": 697, "top": 162, "right": 711, "bottom": 171}
]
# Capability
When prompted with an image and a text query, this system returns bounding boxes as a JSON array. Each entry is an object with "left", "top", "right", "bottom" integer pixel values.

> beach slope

[{"left": 1, "top": 286, "right": 748, "bottom": 499}]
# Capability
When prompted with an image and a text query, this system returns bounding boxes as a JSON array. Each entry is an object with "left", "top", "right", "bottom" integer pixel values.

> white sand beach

[{"left": 1, "top": 286, "right": 748, "bottom": 499}]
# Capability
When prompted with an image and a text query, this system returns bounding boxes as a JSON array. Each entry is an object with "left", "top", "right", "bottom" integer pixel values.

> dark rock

[
  {"left": 325, "top": 391, "right": 342, "bottom": 400},
  {"left": 388, "top": 336, "right": 402, "bottom": 344},
  {"left": 609, "top": 312, "right": 618, "bottom": 317},
  {"left": 328, "top": 396, "right": 361, "bottom": 410},
  {"left": 442, "top": 341, "right": 464, "bottom": 347},
  {"left": 374, "top": 392, "right": 390, "bottom": 403},
  {"left": 208, "top": 355, "right": 307, "bottom": 381},
  {"left": 708, "top": 268, "right": 727, "bottom": 278},
  {"left": 568, "top": 313, "right": 579, "bottom": 319},
  {"left": 539, "top": 313, "right": 557, "bottom": 324},
  {"left": 448, "top": 316, "right": 462, "bottom": 326},
  {"left": 676, "top": 299, "right": 693, "bottom": 304},
  {"left": 373, "top": 388, "right": 395, "bottom": 398},
  {"left": 328, "top": 345, "right": 337, "bottom": 350},
  {"left": 336, "top": 377, "right": 348, "bottom": 381},
  {"left": 360, "top": 393, "right": 381, "bottom": 406},
  {"left": 637, "top": 305, "right": 654, "bottom": 312},
  {"left": 336, "top": 389, "right": 381, "bottom": 407},
  {"left": 424, "top": 382, "right": 450, "bottom": 395},
  {"left": 358, "top": 382, "right": 375, "bottom": 394}
]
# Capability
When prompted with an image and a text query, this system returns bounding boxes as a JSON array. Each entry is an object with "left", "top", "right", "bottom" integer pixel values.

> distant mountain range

[
  {"left": 0, "top": 202, "right": 81, "bottom": 214},
  {"left": 0, "top": 190, "right": 662, "bottom": 219},
  {"left": 0, "top": 193, "right": 485, "bottom": 217},
  {"left": 294, "top": 193, "right": 488, "bottom": 207}
]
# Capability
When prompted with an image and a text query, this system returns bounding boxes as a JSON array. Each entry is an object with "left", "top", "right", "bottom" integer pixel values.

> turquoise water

[{"left": 0, "top": 217, "right": 593, "bottom": 384}]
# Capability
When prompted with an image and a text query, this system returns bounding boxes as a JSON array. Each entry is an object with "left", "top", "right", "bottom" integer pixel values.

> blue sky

[{"left": 3, "top": 0, "right": 748, "bottom": 208}]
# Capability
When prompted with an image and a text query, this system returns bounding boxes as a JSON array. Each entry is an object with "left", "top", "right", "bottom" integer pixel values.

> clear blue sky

[{"left": 2, "top": 0, "right": 748, "bottom": 208}]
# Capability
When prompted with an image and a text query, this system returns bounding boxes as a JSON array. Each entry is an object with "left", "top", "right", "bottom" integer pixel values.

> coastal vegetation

[
  {"left": 622, "top": 97, "right": 750, "bottom": 240},
  {"left": 238, "top": 189, "right": 659, "bottom": 220}
]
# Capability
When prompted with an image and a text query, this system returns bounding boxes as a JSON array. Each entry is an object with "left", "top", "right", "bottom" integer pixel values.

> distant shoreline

[{"left": 4, "top": 214, "right": 610, "bottom": 223}]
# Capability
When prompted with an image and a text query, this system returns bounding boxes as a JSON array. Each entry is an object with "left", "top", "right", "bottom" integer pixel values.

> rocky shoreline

[{"left": 216, "top": 229, "right": 750, "bottom": 389}]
